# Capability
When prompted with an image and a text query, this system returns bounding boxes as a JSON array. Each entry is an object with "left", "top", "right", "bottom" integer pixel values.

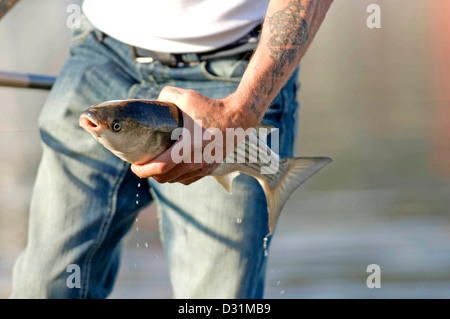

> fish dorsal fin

[{"left": 213, "top": 172, "right": 240, "bottom": 194}]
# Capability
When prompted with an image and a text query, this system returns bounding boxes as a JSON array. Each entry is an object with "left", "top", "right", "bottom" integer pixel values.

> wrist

[
  {"left": 221, "top": 91, "right": 262, "bottom": 130},
  {"left": 223, "top": 78, "right": 271, "bottom": 128}
]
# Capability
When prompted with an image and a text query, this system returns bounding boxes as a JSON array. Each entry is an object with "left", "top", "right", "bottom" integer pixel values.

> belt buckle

[{"left": 131, "top": 46, "right": 155, "bottom": 63}]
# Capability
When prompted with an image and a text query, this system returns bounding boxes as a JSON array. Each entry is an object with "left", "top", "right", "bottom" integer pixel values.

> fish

[{"left": 79, "top": 99, "right": 332, "bottom": 233}]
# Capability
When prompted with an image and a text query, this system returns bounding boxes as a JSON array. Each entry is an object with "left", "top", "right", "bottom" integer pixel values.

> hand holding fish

[
  {"left": 130, "top": 86, "right": 250, "bottom": 185},
  {"left": 130, "top": 0, "right": 335, "bottom": 185},
  {"left": 79, "top": 98, "right": 331, "bottom": 233},
  {"left": 78, "top": 0, "right": 335, "bottom": 233}
]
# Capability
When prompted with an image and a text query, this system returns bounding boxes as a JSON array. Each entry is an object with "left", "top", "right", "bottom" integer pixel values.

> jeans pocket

[{"left": 201, "top": 59, "right": 248, "bottom": 82}]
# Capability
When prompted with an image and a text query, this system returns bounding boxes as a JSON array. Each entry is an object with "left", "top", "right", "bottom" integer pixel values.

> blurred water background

[{"left": 0, "top": 0, "right": 449, "bottom": 298}]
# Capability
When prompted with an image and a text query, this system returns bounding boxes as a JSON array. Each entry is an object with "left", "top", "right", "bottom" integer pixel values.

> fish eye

[{"left": 111, "top": 120, "right": 122, "bottom": 132}]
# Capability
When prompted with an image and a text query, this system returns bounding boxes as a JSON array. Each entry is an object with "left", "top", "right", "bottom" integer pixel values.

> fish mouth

[{"left": 79, "top": 111, "right": 102, "bottom": 133}]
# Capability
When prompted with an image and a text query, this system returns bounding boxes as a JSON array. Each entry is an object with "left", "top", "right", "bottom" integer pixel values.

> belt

[{"left": 131, "top": 25, "right": 261, "bottom": 67}]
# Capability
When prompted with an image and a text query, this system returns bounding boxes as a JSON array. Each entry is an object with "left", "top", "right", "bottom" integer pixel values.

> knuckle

[
  {"left": 158, "top": 86, "right": 179, "bottom": 102},
  {"left": 184, "top": 89, "right": 196, "bottom": 98},
  {"left": 159, "top": 85, "right": 175, "bottom": 95}
]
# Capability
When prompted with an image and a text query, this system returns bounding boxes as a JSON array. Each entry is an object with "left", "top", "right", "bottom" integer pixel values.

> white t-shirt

[{"left": 82, "top": 0, "right": 269, "bottom": 53}]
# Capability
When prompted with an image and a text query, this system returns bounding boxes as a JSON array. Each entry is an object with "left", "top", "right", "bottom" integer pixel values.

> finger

[
  {"left": 167, "top": 167, "right": 204, "bottom": 183},
  {"left": 179, "top": 176, "right": 204, "bottom": 186},
  {"left": 155, "top": 162, "right": 202, "bottom": 183},
  {"left": 130, "top": 148, "right": 177, "bottom": 178},
  {"left": 168, "top": 162, "right": 217, "bottom": 183}
]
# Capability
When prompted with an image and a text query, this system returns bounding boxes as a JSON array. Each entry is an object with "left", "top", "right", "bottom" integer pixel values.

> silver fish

[{"left": 79, "top": 99, "right": 332, "bottom": 233}]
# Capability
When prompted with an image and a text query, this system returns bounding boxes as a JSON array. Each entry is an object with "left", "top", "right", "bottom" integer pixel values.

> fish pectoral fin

[{"left": 213, "top": 172, "right": 240, "bottom": 194}]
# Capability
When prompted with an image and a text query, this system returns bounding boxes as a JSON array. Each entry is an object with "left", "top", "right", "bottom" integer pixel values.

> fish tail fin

[{"left": 259, "top": 157, "right": 332, "bottom": 234}]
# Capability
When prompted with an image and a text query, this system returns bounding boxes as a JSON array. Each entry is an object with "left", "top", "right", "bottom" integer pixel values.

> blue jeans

[{"left": 11, "top": 15, "right": 299, "bottom": 298}]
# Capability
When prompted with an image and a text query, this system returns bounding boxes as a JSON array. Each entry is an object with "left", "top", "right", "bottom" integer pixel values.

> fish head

[{"left": 79, "top": 99, "right": 182, "bottom": 164}]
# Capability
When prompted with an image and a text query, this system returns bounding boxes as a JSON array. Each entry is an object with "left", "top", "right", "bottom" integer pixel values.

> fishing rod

[
  {"left": 0, "top": 10, "right": 57, "bottom": 134},
  {"left": 0, "top": 70, "right": 56, "bottom": 90},
  {"left": 1, "top": 2, "right": 56, "bottom": 90}
]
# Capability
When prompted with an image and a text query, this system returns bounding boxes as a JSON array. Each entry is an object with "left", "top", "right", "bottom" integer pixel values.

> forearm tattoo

[{"left": 265, "top": 1, "right": 310, "bottom": 94}]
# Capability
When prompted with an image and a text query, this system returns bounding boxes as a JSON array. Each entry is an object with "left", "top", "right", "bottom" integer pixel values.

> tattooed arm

[
  {"left": 131, "top": 0, "right": 333, "bottom": 183},
  {"left": 230, "top": 0, "right": 334, "bottom": 127}
]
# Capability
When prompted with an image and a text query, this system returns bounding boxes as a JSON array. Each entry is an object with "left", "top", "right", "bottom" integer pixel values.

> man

[{"left": 11, "top": 0, "right": 333, "bottom": 298}]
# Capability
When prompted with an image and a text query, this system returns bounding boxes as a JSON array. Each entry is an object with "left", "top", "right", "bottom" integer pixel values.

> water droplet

[
  {"left": 145, "top": 243, "right": 148, "bottom": 248},
  {"left": 136, "top": 243, "right": 139, "bottom": 248},
  {"left": 136, "top": 200, "right": 139, "bottom": 205},
  {"left": 138, "top": 183, "right": 141, "bottom": 188},
  {"left": 236, "top": 218, "right": 242, "bottom": 224},
  {"left": 280, "top": 290, "right": 285, "bottom": 295},
  {"left": 262, "top": 237, "right": 269, "bottom": 256},
  {"left": 136, "top": 193, "right": 139, "bottom": 197},
  {"left": 135, "top": 218, "right": 138, "bottom": 222},
  {"left": 136, "top": 227, "right": 139, "bottom": 231},
  {"left": 276, "top": 281, "right": 281, "bottom": 286}
]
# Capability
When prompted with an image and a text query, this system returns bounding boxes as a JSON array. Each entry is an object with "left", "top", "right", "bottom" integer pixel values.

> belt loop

[{"left": 94, "top": 30, "right": 105, "bottom": 42}]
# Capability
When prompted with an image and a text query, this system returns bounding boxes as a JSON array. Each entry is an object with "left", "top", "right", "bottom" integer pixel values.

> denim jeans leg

[
  {"left": 130, "top": 59, "right": 300, "bottom": 298},
  {"left": 10, "top": 21, "right": 152, "bottom": 298},
  {"left": 11, "top": 17, "right": 300, "bottom": 297}
]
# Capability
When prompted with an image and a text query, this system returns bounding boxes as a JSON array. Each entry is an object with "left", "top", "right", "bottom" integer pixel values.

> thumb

[
  {"left": 157, "top": 86, "right": 189, "bottom": 110},
  {"left": 158, "top": 86, "right": 198, "bottom": 131}
]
